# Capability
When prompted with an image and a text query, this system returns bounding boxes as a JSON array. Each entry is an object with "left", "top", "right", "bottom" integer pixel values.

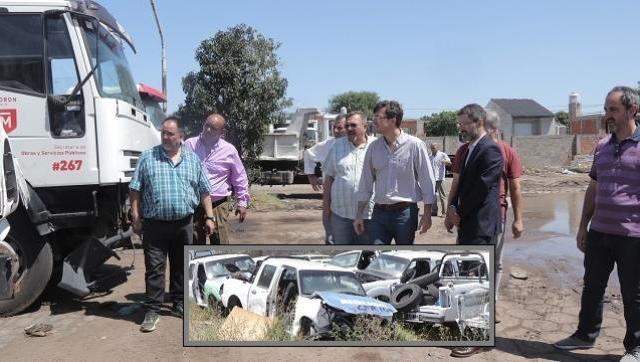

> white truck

[
  {"left": 220, "top": 257, "right": 396, "bottom": 338},
  {"left": 0, "top": 126, "right": 20, "bottom": 301},
  {"left": 394, "top": 251, "right": 491, "bottom": 326},
  {"left": 259, "top": 108, "right": 338, "bottom": 185},
  {"left": 189, "top": 253, "right": 255, "bottom": 311},
  {"left": 0, "top": 0, "right": 159, "bottom": 315},
  {"left": 359, "top": 250, "right": 446, "bottom": 302}
]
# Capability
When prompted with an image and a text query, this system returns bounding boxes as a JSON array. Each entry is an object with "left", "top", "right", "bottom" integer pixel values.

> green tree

[
  {"left": 176, "top": 24, "right": 291, "bottom": 170},
  {"left": 423, "top": 111, "right": 458, "bottom": 136},
  {"left": 328, "top": 91, "right": 380, "bottom": 119},
  {"left": 555, "top": 111, "right": 569, "bottom": 126}
]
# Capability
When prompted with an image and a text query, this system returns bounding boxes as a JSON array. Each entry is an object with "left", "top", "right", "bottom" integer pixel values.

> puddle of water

[{"left": 506, "top": 192, "right": 620, "bottom": 288}]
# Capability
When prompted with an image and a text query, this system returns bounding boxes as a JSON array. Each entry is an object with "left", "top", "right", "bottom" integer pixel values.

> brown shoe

[{"left": 450, "top": 347, "right": 487, "bottom": 358}]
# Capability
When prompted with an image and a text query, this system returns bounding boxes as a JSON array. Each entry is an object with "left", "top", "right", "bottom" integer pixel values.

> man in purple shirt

[
  {"left": 185, "top": 113, "right": 251, "bottom": 244},
  {"left": 554, "top": 86, "right": 640, "bottom": 361}
]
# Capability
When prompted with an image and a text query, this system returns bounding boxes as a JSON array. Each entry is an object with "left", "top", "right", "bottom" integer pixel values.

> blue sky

[{"left": 101, "top": 0, "right": 639, "bottom": 118}]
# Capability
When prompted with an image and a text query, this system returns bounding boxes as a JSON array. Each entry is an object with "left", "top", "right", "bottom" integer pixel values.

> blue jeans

[
  {"left": 368, "top": 203, "right": 419, "bottom": 245},
  {"left": 331, "top": 213, "right": 370, "bottom": 244}
]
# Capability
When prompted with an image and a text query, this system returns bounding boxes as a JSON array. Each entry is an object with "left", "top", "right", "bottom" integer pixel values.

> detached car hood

[{"left": 314, "top": 291, "right": 397, "bottom": 317}]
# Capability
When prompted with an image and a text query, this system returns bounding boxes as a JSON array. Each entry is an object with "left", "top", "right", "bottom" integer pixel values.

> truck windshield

[
  {"left": 364, "top": 255, "right": 410, "bottom": 279},
  {"left": 299, "top": 271, "right": 366, "bottom": 296},
  {"left": 78, "top": 18, "right": 142, "bottom": 109},
  {"left": 205, "top": 257, "right": 255, "bottom": 278}
]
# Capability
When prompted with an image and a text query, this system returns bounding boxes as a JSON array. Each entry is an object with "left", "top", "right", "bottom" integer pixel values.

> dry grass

[
  {"left": 188, "top": 300, "right": 488, "bottom": 342},
  {"left": 247, "top": 189, "right": 288, "bottom": 211}
]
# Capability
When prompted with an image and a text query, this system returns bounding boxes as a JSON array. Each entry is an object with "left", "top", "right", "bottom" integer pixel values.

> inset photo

[{"left": 185, "top": 245, "right": 494, "bottom": 347}]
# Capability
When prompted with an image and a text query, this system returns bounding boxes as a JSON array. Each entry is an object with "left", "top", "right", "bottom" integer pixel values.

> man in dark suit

[
  {"left": 445, "top": 104, "right": 503, "bottom": 358},
  {"left": 446, "top": 103, "right": 503, "bottom": 245},
  {"left": 445, "top": 104, "right": 504, "bottom": 357}
]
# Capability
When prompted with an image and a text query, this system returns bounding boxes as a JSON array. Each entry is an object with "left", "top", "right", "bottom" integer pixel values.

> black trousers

[
  {"left": 142, "top": 216, "right": 193, "bottom": 312},
  {"left": 576, "top": 229, "right": 640, "bottom": 351}
]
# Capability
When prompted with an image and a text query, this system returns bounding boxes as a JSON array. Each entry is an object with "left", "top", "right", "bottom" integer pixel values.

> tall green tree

[
  {"left": 423, "top": 111, "right": 458, "bottom": 136},
  {"left": 176, "top": 24, "right": 291, "bottom": 169},
  {"left": 555, "top": 111, "right": 569, "bottom": 126},
  {"left": 328, "top": 91, "right": 379, "bottom": 119}
]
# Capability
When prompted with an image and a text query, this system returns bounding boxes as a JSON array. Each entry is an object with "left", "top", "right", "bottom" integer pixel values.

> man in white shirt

[
  {"left": 354, "top": 100, "right": 436, "bottom": 245},
  {"left": 322, "top": 112, "right": 376, "bottom": 244},
  {"left": 303, "top": 115, "right": 347, "bottom": 191},
  {"left": 303, "top": 115, "right": 346, "bottom": 244},
  {"left": 429, "top": 142, "right": 451, "bottom": 217}
]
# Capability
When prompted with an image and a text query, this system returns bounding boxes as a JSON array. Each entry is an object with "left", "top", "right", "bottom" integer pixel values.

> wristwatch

[{"left": 205, "top": 216, "right": 215, "bottom": 222}]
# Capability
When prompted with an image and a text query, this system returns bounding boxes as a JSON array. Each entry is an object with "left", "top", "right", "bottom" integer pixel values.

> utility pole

[{"left": 149, "top": 0, "right": 167, "bottom": 112}]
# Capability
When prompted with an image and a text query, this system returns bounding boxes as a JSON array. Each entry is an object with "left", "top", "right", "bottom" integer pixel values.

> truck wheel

[
  {"left": 390, "top": 284, "right": 423, "bottom": 312},
  {"left": 224, "top": 296, "right": 242, "bottom": 316},
  {"left": 0, "top": 208, "right": 53, "bottom": 316}
]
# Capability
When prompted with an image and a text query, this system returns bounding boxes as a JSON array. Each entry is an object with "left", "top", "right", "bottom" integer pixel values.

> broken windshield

[
  {"left": 299, "top": 271, "right": 366, "bottom": 296},
  {"left": 205, "top": 257, "right": 255, "bottom": 278},
  {"left": 364, "top": 255, "right": 410, "bottom": 279}
]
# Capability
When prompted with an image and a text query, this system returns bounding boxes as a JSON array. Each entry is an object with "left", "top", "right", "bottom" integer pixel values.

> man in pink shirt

[{"left": 185, "top": 113, "right": 251, "bottom": 244}]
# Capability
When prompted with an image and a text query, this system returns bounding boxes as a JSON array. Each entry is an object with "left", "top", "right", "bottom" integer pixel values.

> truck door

[
  {"left": 0, "top": 12, "right": 100, "bottom": 187},
  {"left": 248, "top": 264, "right": 277, "bottom": 316}
]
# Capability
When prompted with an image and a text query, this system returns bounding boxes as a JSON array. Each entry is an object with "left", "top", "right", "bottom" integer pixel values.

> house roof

[{"left": 490, "top": 99, "right": 554, "bottom": 118}]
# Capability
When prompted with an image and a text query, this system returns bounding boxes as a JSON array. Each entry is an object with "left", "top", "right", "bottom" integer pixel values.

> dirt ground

[
  {"left": 0, "top": 171, "right": 627, "bottom": 361},
  {"left": 231, "top": 171, "right": 591, "bottom": 244}
]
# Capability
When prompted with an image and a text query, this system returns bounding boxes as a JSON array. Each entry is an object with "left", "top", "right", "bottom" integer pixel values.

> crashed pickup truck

[
  {"left": 220, "top": 257, "right": 396, "bottom": 337},
  {"left": 392, "top": 252, "right": 491, "bottom": 326},
  {"left": 359, "top": 250, "right": 445, "bottom": 302},
  {"left": 189, "top": 254, "right": 255, "bottom": 310}
]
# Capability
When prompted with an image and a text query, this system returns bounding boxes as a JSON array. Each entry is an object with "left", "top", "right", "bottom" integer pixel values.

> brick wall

[
  {"left": 510, "top": 135, "right": 575, "bottom": 169},
  {"left": 575, "top": 134, "right": 602, "bottom": 155}
]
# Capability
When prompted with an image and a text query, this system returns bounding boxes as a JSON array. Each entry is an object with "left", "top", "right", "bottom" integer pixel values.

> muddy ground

[{"left": 1, "top": 171, "right": 627, "bottom": 361}]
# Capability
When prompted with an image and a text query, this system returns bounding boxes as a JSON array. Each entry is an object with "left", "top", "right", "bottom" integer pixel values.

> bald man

[{"left": 185, "top": 114, "right": 251, "bottom": 244}]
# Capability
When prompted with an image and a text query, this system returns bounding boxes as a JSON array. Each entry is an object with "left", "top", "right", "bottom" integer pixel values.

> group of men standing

[
  {"left": 126, "top": 86, "right": 639, "bottom": 361},
  {"left": 310, "top": 100, "right": 523, "bottom": 251}
]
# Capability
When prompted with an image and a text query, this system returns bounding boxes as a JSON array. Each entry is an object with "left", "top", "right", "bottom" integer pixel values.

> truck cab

[{"left": 0, "top": 0, "right": 158, "bottom": 315}]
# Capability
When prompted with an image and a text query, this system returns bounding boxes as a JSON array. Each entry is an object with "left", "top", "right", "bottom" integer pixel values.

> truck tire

[
  {"left": 408, "top": 270, "right": 440, "bottom": 289},
  {"left": 390, "top": 284, "right": 423, "bottom": 312},
  {"left": 0, "top": 208, "right": 53, "bottom": 316}
]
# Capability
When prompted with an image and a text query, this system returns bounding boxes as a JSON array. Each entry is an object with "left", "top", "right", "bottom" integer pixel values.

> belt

[
  {"left": 213, "top": 196, "right": 228, "bottom": 208},
  {"left": 374, "top": 202, "right": 415, "bottom": 210},
  {"left": 144, "top": 215, "right": 193, "bottom": 223}
]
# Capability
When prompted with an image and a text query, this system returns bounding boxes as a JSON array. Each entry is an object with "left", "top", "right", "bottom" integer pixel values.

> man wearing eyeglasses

[
  {"left": 554, "top": 86, "right": 640, "bottom": 361},
  {"left": 185, "top": 113, "right": 251, "bottom": 244},
  {"left": 354, "top": 100, "right": 436, "bottom": 245}
]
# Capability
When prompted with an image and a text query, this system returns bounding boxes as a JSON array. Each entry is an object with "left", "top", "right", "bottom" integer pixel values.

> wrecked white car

[
  {"left": 220, "top": 257, "right": 396, "bottom": 337},
  {"left": 359, "top": 250, "right": 446, "bottom": 302},
  {"left": 189, "top": 254, "right": 255, "bottom": 310},
  {"left": 391, "top": 251, "right": 490, "bottom": 326},
  {"left": 328, "top": 250, "right": 379, "bottom": 273}
]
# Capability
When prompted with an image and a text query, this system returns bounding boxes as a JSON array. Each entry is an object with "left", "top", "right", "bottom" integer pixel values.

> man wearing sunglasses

[{"left": 322, "top": 112, "right": 376, "bottom": 244}]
